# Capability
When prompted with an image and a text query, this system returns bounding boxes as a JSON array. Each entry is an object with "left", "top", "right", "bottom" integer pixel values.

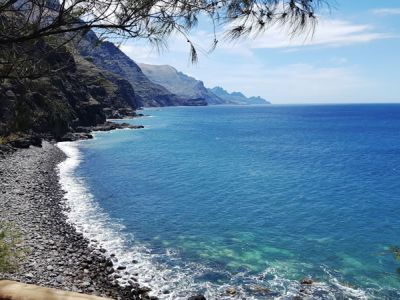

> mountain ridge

[
  {"left": 139, "top": 63, "right": 223, "bottom": 105},
  {"left": 77, "top": 33, "right": 206, "bottom": 107},
  {"left": 138, "top": 63, "right": 270, "bottom": 106},
  {"left": 209, "top": 86, "right": 270, "bottom": 105}
]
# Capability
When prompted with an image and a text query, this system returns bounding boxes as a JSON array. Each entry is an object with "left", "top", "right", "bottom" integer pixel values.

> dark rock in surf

[
  {"left": 226, "top": 287, "right": 237, "bottom": 295},
  {"left": 301, "top": 278, "right": 313, "bottom": 285},
  {"left": 188, "top": 295, "right": 206, "bottom": 300},
  {"left": 59, "top": 132, "right": 93, "bottom": 142}
]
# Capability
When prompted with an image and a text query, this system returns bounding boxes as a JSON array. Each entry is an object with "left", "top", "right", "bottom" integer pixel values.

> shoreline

[
  {"left": 0, "top": 120, "right": 373, "bottom": 300},
  {"left": 0, "top": 142, "right": 150, "bottom": 299}
]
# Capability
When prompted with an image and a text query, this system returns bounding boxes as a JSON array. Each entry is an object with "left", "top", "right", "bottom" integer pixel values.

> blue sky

[{"left": 120, "top": 1, "right": 400, "bottom": 104}]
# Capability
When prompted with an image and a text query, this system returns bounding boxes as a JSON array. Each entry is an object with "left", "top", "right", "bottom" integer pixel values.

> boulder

[
  {"left": 188, "top": 295, "right": 206, "bottom": 300},
  {"left": 226, "top": 287, "right": 237, "bottom": 295},
  {"left": 300, "top": 278, "right": 313, "bottom": 285}
]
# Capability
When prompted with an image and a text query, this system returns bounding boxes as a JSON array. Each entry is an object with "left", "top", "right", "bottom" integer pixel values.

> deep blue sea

[{"left": 58, "top": 105, "right": 400, "bottom": 299}]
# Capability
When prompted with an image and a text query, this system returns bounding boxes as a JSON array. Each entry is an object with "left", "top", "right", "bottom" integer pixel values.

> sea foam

[{"left": 56, "top": 140, "right": 371, "bottom": 300}]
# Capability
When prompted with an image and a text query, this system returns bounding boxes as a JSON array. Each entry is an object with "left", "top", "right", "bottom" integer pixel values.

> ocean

[{"left": 58, "top": 104, "right": 400, "bottom": 299}]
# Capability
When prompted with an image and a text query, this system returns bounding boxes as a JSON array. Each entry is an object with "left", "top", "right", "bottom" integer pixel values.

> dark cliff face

[
  {"left": 77, "top": 32, "right": 189, "bottom": 107},
  {"left": 75, "top": 56, "right": 140, "bottom": 118},
  {"left": 0, "top": 38, "right": 140, "bottom": 140}
]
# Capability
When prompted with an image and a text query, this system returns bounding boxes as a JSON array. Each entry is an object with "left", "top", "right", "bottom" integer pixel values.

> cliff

[
  {"left": 0, "top": 38, "right": 140, "bottom": 144},
  {"left": 77, "top": 32, "right": 204, "bottom": 107},
  {"left": 209, "top": 86, "right": 271, "bottom": 105},
  {"left": 138, "top": 63, "right": 218, "bottom": 105},
  {"left": 137, "top": 63, "right": 270, "bottom": 106}
]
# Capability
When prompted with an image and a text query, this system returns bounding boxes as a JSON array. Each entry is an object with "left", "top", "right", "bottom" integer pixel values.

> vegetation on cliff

[
  {"left": 0, "top": 37, "right": 140, "bottom": 142},
  {"left": 0, "top": 0, "right": 323, "bottom": 145}
]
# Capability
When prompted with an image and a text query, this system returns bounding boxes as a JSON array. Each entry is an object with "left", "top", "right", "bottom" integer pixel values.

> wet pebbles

[{"left": 0, "top": 142, "right": 150, "bottom": 299}]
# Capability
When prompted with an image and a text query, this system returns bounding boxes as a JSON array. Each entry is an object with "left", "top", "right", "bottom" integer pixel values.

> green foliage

[{"left": 0, "top": 221, "right": 27, "bottom": 273}]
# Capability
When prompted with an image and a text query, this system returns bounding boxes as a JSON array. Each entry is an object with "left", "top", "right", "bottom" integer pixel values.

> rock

[
  {"left": 301, "top": 278, "right": 313, "bottom": 285},
  {"left": 75, "top": 126, "right": 91, "bottom": 133},
  {"left": 226, "top": 287, "right": 237, "bottom": 295},
  {"left": 59, "top": 132, "right": 93, "bottom": 142},
  {"left": 24, "top": 273, "right": 34, "bottom": 279},
  {"left": 106, "top": 259, "right": 113, "bottom": 267},
  {"left": 81, "top": 281, "right": 91, "bottom": 288},
  {"left": 138, "top": 286, "right": 152, "bottom": 294},
  {"left": 91, "top": 121, "right": 144, "bottom": 132},
  {"left": 249, "top": 285, "right": 272, "bottom": 295},
  {"left": 128, "top": 280, "right": 139, "bottom": 288},
  {"left": 46, "top": 265, "right": 54, "bottom": 271},
  {"left": 188, "top": 295, "right": 206, "bottom": 300},
  {"left": 8, "top": 134, "right": 42, "bottom": 149},
  {"left": 0, "top": 144, "right": 15, "bottom": 156},
  {"left": 55, "top": 275, "right": 64, "bottom": 284},
  {"left": 5, "top": 90, "right": 15, "bottom": 97}
]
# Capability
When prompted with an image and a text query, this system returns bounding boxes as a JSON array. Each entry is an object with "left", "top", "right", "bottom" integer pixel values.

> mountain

[
  {"left": 0, "top": 36, "right": 140, "bottom": 142},
  {"left": 139, "top": 63, "right": 223, "bottom": 105},
  {"left": 138, "top": 63, "right": 270, "bottom": 106},
  {"left": 209, "top": 87, "right": 270, "bottom": 105},
  {"left": 77, "top": 32, "right": 205, "bottom": 107}
]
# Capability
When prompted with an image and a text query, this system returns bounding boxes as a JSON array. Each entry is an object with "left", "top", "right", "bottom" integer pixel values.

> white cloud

[
  {"left": 117, "top": 16, "right": 399, "bottom": 104},
  {"left": 372, "top": 8, "right": 400, "bottom": 16},
  {"left": 120, "top": 17, "right": 395, "bottom": 62},
  {"left": 221, "top": 19, "right": 395, "bottom": 50}
]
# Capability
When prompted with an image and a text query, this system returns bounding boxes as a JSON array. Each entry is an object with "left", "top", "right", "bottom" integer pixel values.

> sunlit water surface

[{"left": 58, "top": 105, "right": 400, "bottom": 299}]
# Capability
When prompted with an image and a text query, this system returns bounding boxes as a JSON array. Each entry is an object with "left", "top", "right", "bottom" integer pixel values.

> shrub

[{"left": 0, "top": 221, "right": 27, "bottom": 273}]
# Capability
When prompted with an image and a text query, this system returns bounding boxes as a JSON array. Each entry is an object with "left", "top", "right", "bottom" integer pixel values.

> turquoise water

[{"left": 72, "top": 105, "right": 400, "bottom": 299}]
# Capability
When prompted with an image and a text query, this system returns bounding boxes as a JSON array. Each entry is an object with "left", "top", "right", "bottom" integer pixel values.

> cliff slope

[
  {"left": 77, "top": 33, "right": 204, "bottom": 107},
  {"left": 0, "top": 38, "right": 140, "bottom": 142},
  {"left": 139, "top": 63, "right": 219, "bottom": 105}
]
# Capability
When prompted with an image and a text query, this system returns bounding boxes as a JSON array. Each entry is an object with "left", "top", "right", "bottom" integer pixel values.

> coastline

[
  {"left": 0, "top": 107, "right": 378, "bottom": 300},
  {"left": 0, "top": 142, "right": 149, "bottom": 299}
]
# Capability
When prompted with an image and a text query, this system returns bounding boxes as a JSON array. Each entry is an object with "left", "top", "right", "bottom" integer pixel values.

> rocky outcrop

[
  {"left": 209, "top": 86, "right": 271, "bottom": 105},
  {"left": 59, "top": 122, "right": 144, "bottom": 142},
  {"left": 0, "top": 37, "right": 141, "bottom": 143},
  {"left": 74, "top": 55, "right": 140, "bottom": 119},
  {"left": 77, "top": 32, "right": 189, "bottom": 107}
]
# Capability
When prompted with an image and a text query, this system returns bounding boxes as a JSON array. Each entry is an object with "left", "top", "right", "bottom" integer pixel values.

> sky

[{"left": 120, "top": 1, "right": 400, "bottom": 104}]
